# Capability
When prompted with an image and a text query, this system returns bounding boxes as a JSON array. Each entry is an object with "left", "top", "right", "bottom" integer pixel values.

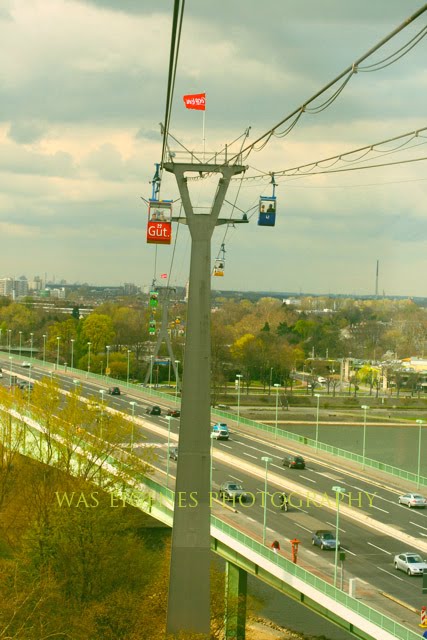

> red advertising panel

[
  {"left": 147, "top": 221, "right": 172, "bottom": 244},
  {"left": 183, "top": 93, "right": 206, "bottom": 110}
]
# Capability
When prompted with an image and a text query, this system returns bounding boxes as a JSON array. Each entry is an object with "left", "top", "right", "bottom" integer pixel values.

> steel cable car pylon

[
  {"left": 144, "top": 287, "right": 180, "bottom": 391},
  {"left": 258, "top": 173, "right": 277, "bottom": 227}
]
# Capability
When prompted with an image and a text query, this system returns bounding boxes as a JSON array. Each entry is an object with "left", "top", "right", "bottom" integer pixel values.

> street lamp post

[
  {"left": 27, "top": 364, "right": 32, "bottom": 407},
  {"left": 332, "top": 485, "right": 346, "bottom": 587},
  {"left": 236, "top": 374, "right": 243, "bottom": 426},
  {"left": 274, "top": 383, "right": 280, "bottom": 440},
  {"left": 314, "top": 393, "right": 321, "bottom": 449},
  {"left": 30, "top": 332, "right": 34, "bottom": 359},
  {"left": 19, "top": 331, "right": 22, "bottom": 358},
  {"left": 210, "top": 431, "right": 214, "bottom": 490},
  {"left": 8, "top": 329, "right": 11, "bottom": 355},
  {"left": 56, "top": 337, "right": 61, "bottom": 369},
  {"left": 417, "top": 419, "right": 425, "bottom": 488},
  {"left": 99, "top": 389, "right": 105, "bottom": 440},
  {"left": 106, "top": 345, "right": 110, "bottom": 379},
  {"left": 166, "top": 416, "right": 172, "bottom": 488},
  {"left": 43, "top": 334, "right": 47, "bottom": 364},
  {"left": 87, "top": 342, "right": 91, "bottom": 376},
  {"left": 261, "top": 456, "right": 273, "bottom": 545},
  {"left": 129, "top": 401, "right": 137, "bottom": 454},
  {"left": 361, "top": 405, "right": 369, "bottom": 469},
  {"left": 0, "top": 328, "right": 2, "bottom": 348},
  {"left": 70, "top": 339, "right": 75, "bottom": 369},
  {"left": 127, "top": 349, "right": 131, "bottom": 387},
  {"left": 175, "top": 360, "right": 180, "bottom": 399},
  {"left": 149, "top": 355, "right": 154, "bottom": 387},
  {"left": 8, "top": 355, "right": 13, "bottom": 388}
]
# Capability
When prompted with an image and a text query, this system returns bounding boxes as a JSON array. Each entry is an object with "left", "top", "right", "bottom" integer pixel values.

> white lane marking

[
  {"left": 271, "top": 463, "right": 284, "bottom": 471},
  {"left": 302, "top": 476, "right": 316, "bottom": 483},
  {"left": 294, "top": 523, "right": 312, "bottom": 533},
  {"left": 368, "top": 542, "right": 392, "bottom": 555},
  {"left": 305, "top": 550, "right": 318, "bottom": 557},
  {"left": 219, "top": 443, "right": 232, "bottom": 449},
  {"left": 236, "top": 440, "right": 282, "bottom": 460},
  {"left": 371, "top": 505, "right": 389, "bottom": 513},
  {"left": 326, "top": 522, "right": 346, "bottom": 533},
  {"left": 267, "top": 527, "right": 275, "bottom": 533},
  {"left": 314, "top": 471, "right": 345, "bottom": 481},
  {"left": 378, "top": 567, "right": 404, "bottom": 581},
  {"left": 293, "top": 506, "right": 308, "bottom": 514},
  {"left": 246, "top": 516, "right": 256, "bottom": 523},
  {"left": 243, "top": 452, "right": 257, "bottom": 459},
  {"left": 340, "top": 546, "right": 357, "bottom": 557},
  {"left": 420, "top": 533, "right": 427, "bottom": 537},
  {"left": 410, "top": 521, "right": 427, "bottom": 531},
  {"left": 228, "top": 475, "right": 244, "bottom": 483},
  {"left": 350, "top": 485, "right": 398, "bottom": 510}
]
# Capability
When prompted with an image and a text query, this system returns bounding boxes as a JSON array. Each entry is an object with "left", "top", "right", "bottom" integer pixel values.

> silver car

[
  {"left": 394, "top": 552, "right": 427, "bottom": 576},
  {"left": 219, "top": 481, "right": 247, "bottom": 503},
  {"left": 312, "top": 530, "right": 339, "bottom": 550},
  {"left": 398, "top": 493, "right": 427, "bottom": 508}
]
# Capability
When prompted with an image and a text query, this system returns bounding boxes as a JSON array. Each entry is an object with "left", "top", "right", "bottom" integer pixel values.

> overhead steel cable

[
  {"left": 227, "top": 4, "right": 427, "bottom": 164},
  {"left": 358, "top": 24, "right": 427, "bottom": 71},
  {"left": 232, "top": 126, "right": 427, "bottom": 181},
  {"left": 160, "top": 0, "right": 185, "bottom": 174}
]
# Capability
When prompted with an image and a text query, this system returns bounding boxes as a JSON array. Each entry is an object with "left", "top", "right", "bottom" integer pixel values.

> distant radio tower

[{"left": 375, "top": 260, "right": 379, "bottom": 298}]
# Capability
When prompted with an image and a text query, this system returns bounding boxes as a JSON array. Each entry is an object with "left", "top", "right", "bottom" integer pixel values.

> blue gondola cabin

[{"left": 258, "top": 196, "right": 276, "bottom": 227}]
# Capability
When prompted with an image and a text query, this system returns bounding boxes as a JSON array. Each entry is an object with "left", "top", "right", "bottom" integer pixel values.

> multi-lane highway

[{"left": 2, "top": 358, "right": 426, "bottom": 633}]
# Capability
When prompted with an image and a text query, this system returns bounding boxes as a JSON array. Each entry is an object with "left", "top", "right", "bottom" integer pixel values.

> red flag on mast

[{"left": 183, "top": 93, "right": 206, "bottom": 111}]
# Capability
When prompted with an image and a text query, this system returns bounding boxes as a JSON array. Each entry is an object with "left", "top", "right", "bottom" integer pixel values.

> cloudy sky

[{"left": 0, "top": 0, "right": 426, "bottom": 296}]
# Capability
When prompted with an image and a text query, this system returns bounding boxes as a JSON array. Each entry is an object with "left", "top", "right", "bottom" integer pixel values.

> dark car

[
  {"left": 283, "top": 454, "right": 305, "bottom": 469},
  {"left": 146, "top": 405, "right": 161, "bottom": 416},
  {"left": 18, "top": 381, "right": 34, "bottom": 392},
  {"left": 167, "top": 409, "right": 180, "bottom": 417},
  {"left": 169, "top": 447, "right": 178, "bottom": 461},
  {"left": 107, "top": 386, "right": 121, "bottom": 395}
]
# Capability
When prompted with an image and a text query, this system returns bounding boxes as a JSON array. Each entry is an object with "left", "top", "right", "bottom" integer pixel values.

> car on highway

[
  {"left": 146, "top": 405, "right": 161, "bottom": 416},
  {"left": 394, "top": 552, "right": 427, "bottom": 576},
  {"left": 166, "top": 409, "right": 180, "bottom": 417},
  {"left": 17, "top": 381, "right": 34, "bottom": 392},
  {"left": 283, "top": 454, "right": 306, "bottom": 469},
  {"left": 21, "top": 362, "right": 31, "bottom": 368},
  {"left": 211, "top": 423, "right": 229, "bottom": 440},
  {"left": 107, "top": 386, "right": 121, "bottom": 395},
  {"left": 312, "top": 530, "right": 339, "bottom": 550},
  {"left": 317, "top": 376, "right": 327, "bottom": 383},
  {"left": 398, "top": 493, "right": 427, "bottom": 508},
  {"left": 219, "top": 481, "right": 247, "bottom": 503},
  {"left": 169, "top": 447, "right": 178, "bottom": 461}
]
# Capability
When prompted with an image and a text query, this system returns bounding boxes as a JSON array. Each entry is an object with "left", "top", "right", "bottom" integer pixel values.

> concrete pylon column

[
  {"left": 225, "top": 562, "right": 247, "bottom": 640},
  {"left": 164, "top": 162, "right": 246, "bottom": 637}
]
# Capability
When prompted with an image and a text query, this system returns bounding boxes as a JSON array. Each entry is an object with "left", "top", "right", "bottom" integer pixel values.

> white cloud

[{"left": 0, "top": 0, "right": 425, "bottom": 294}]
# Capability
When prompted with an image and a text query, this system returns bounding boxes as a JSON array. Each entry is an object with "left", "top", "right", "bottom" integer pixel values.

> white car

[
  {"left": 22, "top": 362, "right": 31, "bottom": 368},
  {"left": 398, "top": 493, "right": 427, "bottom": 508},
  {"left": 394, "top": 552, "right": 427, "bottom": 576}
]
